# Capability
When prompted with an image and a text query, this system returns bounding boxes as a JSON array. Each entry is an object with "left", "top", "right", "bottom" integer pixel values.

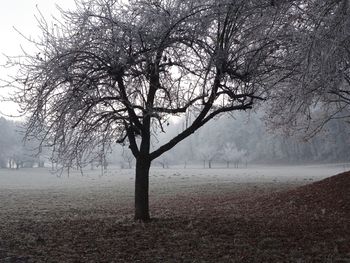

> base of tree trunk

[
  {"left": 134, "top": 215, "right": 151, "bottom": 222},
  {"left": 134, "top": 157, "right": 151, "bottom": 221}
]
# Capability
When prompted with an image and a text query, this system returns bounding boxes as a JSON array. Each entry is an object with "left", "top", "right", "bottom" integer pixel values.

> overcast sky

[{"left": 0, "top": 0, "right": 75, "bottom": 118}]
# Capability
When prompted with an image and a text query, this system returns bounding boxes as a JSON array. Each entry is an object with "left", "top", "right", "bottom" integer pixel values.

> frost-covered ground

[
  {"left": 0, "top": 163, "right": 347, "bottom": 190},
  {"left": 0, "top": 164, "right": 349, "bottom": 262}
]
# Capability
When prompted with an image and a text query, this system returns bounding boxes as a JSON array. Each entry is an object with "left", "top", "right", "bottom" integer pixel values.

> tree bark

[{"left": 134, "top": 157, "right": 151, "bottom": 221}]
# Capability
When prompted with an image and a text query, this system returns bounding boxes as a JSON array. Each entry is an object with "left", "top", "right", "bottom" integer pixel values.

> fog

[
  {"left": 0, "top": 161, "right": 347, "bottom": 190},
  {"left": 1, "top": 110, "right": 349, "bottom": 173},
  {"left": 0, "top": 111, "right": 349, "bottom": 196}
]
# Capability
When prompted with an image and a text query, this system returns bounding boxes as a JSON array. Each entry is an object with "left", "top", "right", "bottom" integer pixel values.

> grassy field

[{"left": 0, "top": 164, "right": 349, "bottom": 262}]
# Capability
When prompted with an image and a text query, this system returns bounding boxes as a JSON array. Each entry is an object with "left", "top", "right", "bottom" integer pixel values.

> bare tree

[
  {"left": 198, "top": 144, "right": 218, "bottom": 169},
  {"left": 221, "top": 142, "right": 246, "bottom": 168},
  {"left": 122, "top": 147, "right": 134, "bottom": 169},
  {"left": 8, "top": 0, "right": 303, "bottom": 221}
]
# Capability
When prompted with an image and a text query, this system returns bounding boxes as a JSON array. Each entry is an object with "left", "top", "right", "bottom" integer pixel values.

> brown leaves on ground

[
  {"left": 0, "top": 171, "right": 349, "bottom": 262},
  {"left": 266, "top": 170, "right": 350, "bottom": 214}
]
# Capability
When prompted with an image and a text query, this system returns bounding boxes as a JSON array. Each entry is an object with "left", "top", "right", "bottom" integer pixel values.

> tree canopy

[{"left": 10, "top": 0, "right": 301, "bottom": 167}]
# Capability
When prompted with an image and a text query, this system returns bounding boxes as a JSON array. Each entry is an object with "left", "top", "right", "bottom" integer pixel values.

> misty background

[{"left": 1, "top": 110, "right": 349, "bottom": 170}]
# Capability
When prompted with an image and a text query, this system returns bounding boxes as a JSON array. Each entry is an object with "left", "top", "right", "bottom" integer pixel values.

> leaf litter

[{"left": 0, "top": 170, "right": 349, "bottom": 262}]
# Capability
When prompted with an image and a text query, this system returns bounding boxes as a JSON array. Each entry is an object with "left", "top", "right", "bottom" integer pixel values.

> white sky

[{"left": 0, "top": 0, "right": 75, "bottom": 118}]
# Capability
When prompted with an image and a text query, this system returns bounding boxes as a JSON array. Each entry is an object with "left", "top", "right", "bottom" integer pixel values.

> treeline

[
  {"left": 1, "top": 113, "right": 349, "bottom": 170},
  {"left": 0, "top": 117, "right": 45, "bottom": 168},
  {"left": 148, "top": 112, "right": 350, "bottom": 167}
]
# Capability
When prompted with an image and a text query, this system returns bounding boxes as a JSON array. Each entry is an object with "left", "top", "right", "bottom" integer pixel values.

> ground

[{"left": 0, "top": 164, "right": 349, "bottom": 262}]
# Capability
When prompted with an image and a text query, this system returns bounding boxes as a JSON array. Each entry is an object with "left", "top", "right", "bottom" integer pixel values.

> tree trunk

[{"left": 134, "top": 157, "right": 151, "bottom": 221}]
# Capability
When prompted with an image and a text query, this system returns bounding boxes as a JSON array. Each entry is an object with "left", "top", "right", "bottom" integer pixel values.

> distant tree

[
  {"left": 198, "top": 144, "right": 218, "bottom": 169},
  {"left": 221, "top": 142, "right": 246, "bottom": 168},
  {"left": 0, "top": 118, "right": 31, "bottom": 168},
  {"left": 122, "top": 147, "right": 134, "bottom": 169},
  {"left": 0, "top": 117, "right": 13, "bottom": 167},
  {"left": 158, "top": 156, "right": 169, "bottom": 169},
  {"left": 9, "top": 0, "right": 308, "bottom": 221},
  {"left": 9, "top": 135, "right": 38, "bottom": 169}
]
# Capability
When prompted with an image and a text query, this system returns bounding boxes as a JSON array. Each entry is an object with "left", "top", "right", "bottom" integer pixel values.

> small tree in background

[
  {"left": 122, "top": 147, "right": 134, "bottom": 169},
  {"left": 7, "top": 0, "right": 313, "bottom": 221},
  {"left": 221, "top": 142, "right": 246, "bottom": 168},
  {"left": 198, "top": 144, "right": 218, "bottom": 169}
]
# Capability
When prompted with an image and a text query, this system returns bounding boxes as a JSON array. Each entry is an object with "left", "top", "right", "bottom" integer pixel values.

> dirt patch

[{"left": 0, "top": 172, "right": 349, "bottom": 262}]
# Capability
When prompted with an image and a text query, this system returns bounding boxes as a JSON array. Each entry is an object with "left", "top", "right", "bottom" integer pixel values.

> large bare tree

[{"left": 9, "top": 0, "right": 302, "bottom": 221}]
